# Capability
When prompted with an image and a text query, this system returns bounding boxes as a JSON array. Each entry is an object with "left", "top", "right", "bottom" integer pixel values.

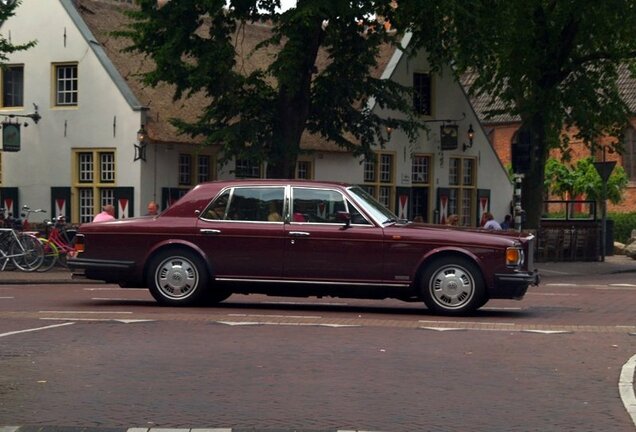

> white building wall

[{"left": 1, "top": 0, "right": 143, "bottom": 222}]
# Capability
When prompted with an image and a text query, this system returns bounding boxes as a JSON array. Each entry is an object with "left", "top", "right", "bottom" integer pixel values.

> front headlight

[{"left": 506, "top": 246, "right": 524, "bottom": 268}]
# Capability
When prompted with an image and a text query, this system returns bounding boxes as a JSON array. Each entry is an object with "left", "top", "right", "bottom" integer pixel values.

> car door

[
  {"left": 196, "top": 186, "right": 286, "bottom": 279},
  {"left": 283, "top": 187, "right": 384, "bottom": 283}
]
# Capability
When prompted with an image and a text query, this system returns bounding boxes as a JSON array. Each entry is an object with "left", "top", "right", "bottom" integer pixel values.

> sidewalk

[{"left": 1, "top": 254, "right": 636, "bottom": 285}]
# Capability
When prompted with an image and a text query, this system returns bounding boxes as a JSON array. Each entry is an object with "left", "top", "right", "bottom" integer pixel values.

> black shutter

[
  {"left": 114, "top": 187, "right": 134, "bottom": 218},
  {"left": 50, "top": 187, "right": 71, "bottom": 221}
]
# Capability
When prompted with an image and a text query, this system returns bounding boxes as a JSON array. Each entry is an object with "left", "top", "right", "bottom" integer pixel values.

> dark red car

[{"left": 68, "top": 180, "right": 539, "bottom": 315}]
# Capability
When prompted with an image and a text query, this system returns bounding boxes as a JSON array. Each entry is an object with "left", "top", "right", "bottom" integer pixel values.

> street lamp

[
  {"left": 134, "top": 125, "right": 147, "bottom": 162},
  {"left": 462, "top": 124, "right": 474, "bottom": 151}
]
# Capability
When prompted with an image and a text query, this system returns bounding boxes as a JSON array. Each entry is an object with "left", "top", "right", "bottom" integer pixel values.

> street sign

[{"left": 593, "top": 161, "right": 616, "bottom": 182}]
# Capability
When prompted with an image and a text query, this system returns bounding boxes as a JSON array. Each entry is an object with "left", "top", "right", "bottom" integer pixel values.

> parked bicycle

[{"left": 0, "top": 228, "right": 44, "bottom": 271}]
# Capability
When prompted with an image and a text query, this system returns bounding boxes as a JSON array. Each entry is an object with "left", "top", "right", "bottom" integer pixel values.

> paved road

[{"left": 1, "top": 274, "right": 635, "bottom": 431}]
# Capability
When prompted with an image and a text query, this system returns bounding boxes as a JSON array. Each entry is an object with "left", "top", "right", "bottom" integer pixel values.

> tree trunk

[{"left": 521, "top": 115, "right": 549, "bottom": 229}]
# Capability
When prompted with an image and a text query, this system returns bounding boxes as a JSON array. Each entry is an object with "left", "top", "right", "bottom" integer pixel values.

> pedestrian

[
  {"left": 146, "top": 201, "right": 159, "bottom": 216},
  {"left": 93, "top": 204, "right": 115, "bottom": 222},
  {"left": 482, "top": 212, "right": 502, "bottom": 230},
  {"left": 447, "top": 214, "right": 460, "bottom": 226},
  {"left": 500, "top": 214, "right": 513, "bottom": 230}
]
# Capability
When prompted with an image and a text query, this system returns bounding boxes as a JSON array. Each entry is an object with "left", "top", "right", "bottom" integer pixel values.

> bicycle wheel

[
  {"left": 10, "top": 233, "right": 44, "bottom": 271},
  {"left": 37, "top": 238, "right": 59, "bottom": 272}
]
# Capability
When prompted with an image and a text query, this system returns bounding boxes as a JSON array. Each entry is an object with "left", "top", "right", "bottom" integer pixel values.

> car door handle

[
  {"left": 289, "top": 231, "right": 310, "bottom": 237},
  {"left": 200, "top": 229, "right": 221, "bottom": 235}
]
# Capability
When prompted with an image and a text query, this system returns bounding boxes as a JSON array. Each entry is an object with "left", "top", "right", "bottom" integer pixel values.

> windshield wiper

[{"left": 383, "top": 217, "right": 397, "bottom": 224}]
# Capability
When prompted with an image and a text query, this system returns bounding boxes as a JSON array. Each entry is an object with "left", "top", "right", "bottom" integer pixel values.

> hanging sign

[
  {"left": 440, "top": 124, "right": 458, "bottom": 150},
  {"left": 2, "top": 123, "right": 21, "bottom": 152}
]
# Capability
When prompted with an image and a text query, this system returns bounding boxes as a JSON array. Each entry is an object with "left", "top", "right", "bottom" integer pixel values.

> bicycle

[
  {"left": 0, "top": 228, "right": 44, "bottom": 271},
  {"left": 19, "top": 205, "right": 60, "bottom": 272},
  {"left": 43, "top": 215, "right": 76, "bottom": 269}
]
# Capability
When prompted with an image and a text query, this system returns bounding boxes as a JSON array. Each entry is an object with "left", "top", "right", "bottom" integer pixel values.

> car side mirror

[{"left": 336, "top": 211, "right": 351, "bottom": 228}]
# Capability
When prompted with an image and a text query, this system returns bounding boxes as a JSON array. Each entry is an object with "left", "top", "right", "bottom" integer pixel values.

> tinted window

[
  {"left": 291, "top": 188, "right": 346, "bottom": 223},
  {"left": 227, "top": 187, "right": 285, "bottom": 222},
  {"left": 201, "top": 190, "right": 230, "bottom": 220}
]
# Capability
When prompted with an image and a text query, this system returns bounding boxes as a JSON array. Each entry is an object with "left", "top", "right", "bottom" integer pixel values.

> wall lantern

[
  {"left": 134, "top": 125, "right": 147, "bottom": 162},
  {"left": 385, "top": 126, "right": 393, "bottom": 141},
  {"left": 463, "top": 124, "right": 474, "bottom": 151}
]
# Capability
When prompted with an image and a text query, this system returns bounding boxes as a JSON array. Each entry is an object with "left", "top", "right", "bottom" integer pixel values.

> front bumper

[{"left": 492, "top": 269, "right": 540, "bottom": 299}]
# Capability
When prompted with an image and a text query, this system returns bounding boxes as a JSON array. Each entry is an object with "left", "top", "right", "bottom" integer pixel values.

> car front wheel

[
  {"left": 421, "top": 256, "right": 485, "bottom": 315},
  {"left": 147, "top": 249, "right": 209, "bottom": 306}
]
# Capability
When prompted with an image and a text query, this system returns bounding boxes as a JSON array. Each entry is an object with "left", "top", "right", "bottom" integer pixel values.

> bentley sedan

[{"left": 68, "top": 180, "right": 539, "bottom": 315}]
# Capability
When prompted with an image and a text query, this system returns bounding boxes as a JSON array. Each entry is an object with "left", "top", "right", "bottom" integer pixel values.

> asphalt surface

[{"left": 1, "top": 255, "right": 636, "bottom": 432}]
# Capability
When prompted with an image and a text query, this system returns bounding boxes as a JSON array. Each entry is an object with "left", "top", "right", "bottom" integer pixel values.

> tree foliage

[
  {"left": 0, "top": 1, "right": 36, "bottom": 64},
  {"left": 544, "top": 157, "right": 628, "bottom": 205},
  {"left": 117, "top": 0, "right": 421, "bottom": 178},
  {"left": 397, "top": 0, "right": 636, "bottom": 227}
]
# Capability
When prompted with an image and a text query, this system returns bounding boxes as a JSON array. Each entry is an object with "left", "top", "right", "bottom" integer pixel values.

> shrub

[{"left": 608, "top": 212, "right": 636, "bottom": 244}]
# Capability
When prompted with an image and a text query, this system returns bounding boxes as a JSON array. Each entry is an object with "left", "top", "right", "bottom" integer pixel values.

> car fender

[
  {"left": 143, "top": 239, "right": 214, "bottom": 277},
  {"left": 414, "top": 246, "right": 489, "bottom": 286}
]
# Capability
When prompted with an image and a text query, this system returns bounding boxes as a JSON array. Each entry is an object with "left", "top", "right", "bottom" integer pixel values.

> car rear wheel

[
  {"left": 147, "top": 249, "right": 209, "bottom": 306},
  {"left": 420, "top": 256, "right": 485, "bottom": 315}
]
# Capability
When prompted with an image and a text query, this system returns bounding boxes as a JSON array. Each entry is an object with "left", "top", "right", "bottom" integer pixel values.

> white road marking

[
  {"left": 619, "top": 354, "right": 636, "bottom": 427},
  {"left": 227, "top": 313, "right": 322, "bottom": 319},
  {"left": 40, "top": 318, "right": 154, "bottom": 324},
  {"left": 39, "top": 310, "right": 133, "bottom": 314},
  {"left": 522, "top": 330, "right": 572, "bottom": 334},
  {"left": 216, "top": 321, "right": 358, "bottom": 328},
  {"left": 83, "top": 287, "right": 146, "bottom": 291},
  {"left": 481, "top": 307, "right": 523, "bottom": 311},
  {"left": 0, "top": 322, "right": 74, "bottom": 338},
  {"left": 610, "top": 283, "right": 636, "bottom": 287},
  {"left": 419, "top": 320, "right": 515, "bottom": 326},
  {"left": 0, "top": 296, "right": 14, "bottom": 299},
  {"left": 91, "top": 298, "right": 148, "bottom": 301},
  {"left": 263, "top": 301, "right": 349, "bottom": 306},
  {"left": 420, "top": 327, "right": 466, "bottom": 332},
  {"left": 528, "top": 293, "right": 578, "bottom": 296}
]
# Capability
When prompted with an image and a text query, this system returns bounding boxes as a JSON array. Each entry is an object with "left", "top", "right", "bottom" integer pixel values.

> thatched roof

[{"left": 75, "top": 0, "right": 396, "bottom": 152}]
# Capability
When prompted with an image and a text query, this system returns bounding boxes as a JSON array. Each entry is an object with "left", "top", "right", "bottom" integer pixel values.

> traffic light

[{"left": 511, "top": 127, "right": 532, "bottom": 173}]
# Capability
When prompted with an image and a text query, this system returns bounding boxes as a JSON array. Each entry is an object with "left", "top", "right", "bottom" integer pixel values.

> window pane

[
  {"left": 236, "top": 159, "right": 260, "bottom": 178},
  {"left": 412, "top": 155, "right": 430, "bottom": 184},
  {"left": 100, "top": 188, "right": 114, "bottom": 209},
  {"left": 296, "top": 161, "right": 311, "bottom": 179},
  {"left": 201, "top": 190, "right": 230, "bottom": 220},
  {"left": 3, "top": 66, "right": 23, "bottom": 107},
  {"left": 449, "top": 158, "right": 460, "bottom": 186},
  {"left": 413, "top": 73, "right": 431, "bottom": 115},
  {"left": 79, "top": 188, "right": 94, "bottom": 223},
  {"left": 461, "top": 189, "right": 474, "bottom": 226},
  {"left": 226, "top": 187, "right": 285, "bottom": 222},
  {"left": 198, "top": 155, "right": 210, "bottom": 183},
  {"left": 100, "top": 152, "right": 115, "bottom": 183},
  {"left": 56, "top": 65, "right": 78, "bottom": 106},
  {"left": 292, "top": 187, "right": 346, "bottom": 223},
  {"left": 363, "top": 159, "right": 375, "bottom": 182},
  {"left": 79, "top": 153, "right": 93, "bottom": 183},
  {"left": 179, "top": 154, "right": 192, "bottom": 185},
  {"left": 463, "top": 159, "right": 475, "bottom": 186},
  {"left": 379, "top": 154, "right": 393, "bottom": 183}
]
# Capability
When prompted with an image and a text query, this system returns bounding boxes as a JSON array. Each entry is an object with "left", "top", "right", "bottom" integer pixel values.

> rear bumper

[
  {"left": 68, "top": 257, "right": 136, "bottom": 283},
  {"left": 492, "top": 269, "right": 540, "bottom": 299}
]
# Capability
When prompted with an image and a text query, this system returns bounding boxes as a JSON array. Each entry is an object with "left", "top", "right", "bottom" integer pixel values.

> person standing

[
  {"left": 93, "top": 204, "right": 115, "bottom": 222},
  {"left": 146, "top": 201, "right": 159, "bottom": 216},
  {"left": 482, "top": 212, "right": 502, "bottom": 230}
]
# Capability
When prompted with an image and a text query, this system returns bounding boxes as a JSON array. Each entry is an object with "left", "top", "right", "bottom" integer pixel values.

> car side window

[
  {"left": 291, "top": 188, "right": 346, "bottom": 224},
  {"left": 226, "top": 187, "right": 285, "bottom": 222},
  {"left": 201, "top": 190, "right": 231, "bottom": 220},
  {"left": 347, "top": 200, "right": 372, "bottom": 225}
]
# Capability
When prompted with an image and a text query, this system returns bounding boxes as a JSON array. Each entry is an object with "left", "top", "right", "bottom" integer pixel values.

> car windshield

[{"left": 347, "top": 186, "right": 399, "bottom": 225}]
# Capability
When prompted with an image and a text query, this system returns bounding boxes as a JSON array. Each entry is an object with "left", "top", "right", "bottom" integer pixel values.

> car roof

[{"left": 198, "top": 179, "right": 352, "bottom": 188}]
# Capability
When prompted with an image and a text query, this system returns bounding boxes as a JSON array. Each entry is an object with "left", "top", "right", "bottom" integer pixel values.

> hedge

[{"left": 608, "top": 212, "right": 636, "bottom": 244}]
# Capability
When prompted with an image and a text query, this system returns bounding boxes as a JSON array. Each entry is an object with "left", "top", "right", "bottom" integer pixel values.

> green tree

[
  {"left": 0, "top": 1, "right": 36, "bottom": 62},
  {"left": 117, "top": 0, "right": 420, "bottom": 178},
  {"left": 397, "top": 0, "right": 636, "bottom": 228},
  {"left": 544, "top": 157, "right": 628, "bottom": 205}
]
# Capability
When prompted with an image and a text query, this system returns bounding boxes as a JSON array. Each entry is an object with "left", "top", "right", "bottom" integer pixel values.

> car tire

[
  {"left": 420, "top": 256, "right": 485, "bottom": 315},
  {"left": 147, "top": 249, "right": 209, "bottom": 306}
]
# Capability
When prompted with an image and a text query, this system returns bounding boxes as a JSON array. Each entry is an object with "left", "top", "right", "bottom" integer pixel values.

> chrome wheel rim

[
  {"left": 430, "top": 264, "right": 475, "bottom": 309},
  {"left": 155, "top": 256, "right": 199, "bottom": 300}
]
